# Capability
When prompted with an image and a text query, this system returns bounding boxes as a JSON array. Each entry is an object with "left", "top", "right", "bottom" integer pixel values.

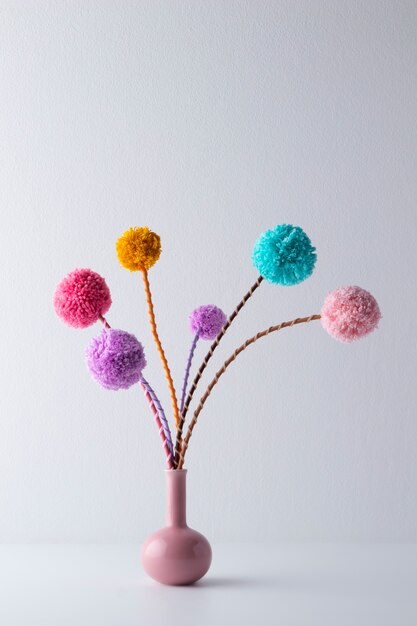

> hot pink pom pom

[
  {"left": 53, "top": 268, "right": 112, "bottom": 329},
  {"left": 321, "top": 286, "right": 381, "bottom": 343}
]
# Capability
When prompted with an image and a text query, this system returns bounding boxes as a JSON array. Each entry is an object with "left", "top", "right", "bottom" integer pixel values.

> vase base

[{"left": 141, "top": 525, "right": 212, "bottom": 586}]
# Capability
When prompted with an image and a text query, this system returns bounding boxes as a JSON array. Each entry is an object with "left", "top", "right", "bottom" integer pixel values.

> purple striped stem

[
  {"left": 180, "top": 332, "right": 200, "bottom": 415},
  {"left": 140, "top": 380, "right": 173, "bottom": 468},
  {"left": 174, "top": 275, "right": 264, "bottom": 466},
  {"left": 140, "top": 376, "right": 174, "bottom": 458},
  {"left": 99, "top": 315, "right": 173, "bottom": 467}
]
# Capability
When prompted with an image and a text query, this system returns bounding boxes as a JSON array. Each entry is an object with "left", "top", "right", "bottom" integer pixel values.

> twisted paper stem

[
  {"left": 141, "top": 269, "right": 181, "bottom": 429},
  {"left": 177, "top": 314, "right": 321, "bottom": 469},
  {"left": 99, "top": 315, "right": 173, "bottom": 467},
  {"left": 140, "top": 376, "right": 174, "bottom": 458},
  {"left": 140, "top": 377, "right": 174, "bottom": 468},
  {"left": 99, "top": 314, "right": 111, "bottom": 329},
  {"left": 180, "top": 331, "right": 200, "bottom": 414},
  {"left": 174, "top": 275, "right": 263, "bottom": 466}
]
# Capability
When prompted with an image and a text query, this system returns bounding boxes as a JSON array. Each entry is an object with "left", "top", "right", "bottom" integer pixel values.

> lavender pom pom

[
  {"left": 189, "top": 305, "right": 227, "bottom": 340},
  {"left": 86, "top": 328, "right": 146, "bottom": 390}
]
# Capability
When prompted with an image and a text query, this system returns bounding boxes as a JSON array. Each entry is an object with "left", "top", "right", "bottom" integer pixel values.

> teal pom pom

[{"left": 252, "top": 224, "right": 317, "bottom": 285}]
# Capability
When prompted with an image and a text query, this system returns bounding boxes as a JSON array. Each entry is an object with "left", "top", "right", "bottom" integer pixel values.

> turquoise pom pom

[{"left": 252, "top": 224, "right": 317, "bottom": 285}]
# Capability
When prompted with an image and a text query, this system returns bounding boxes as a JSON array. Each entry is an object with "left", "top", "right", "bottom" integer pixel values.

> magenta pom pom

[
  {"left": 86, "top": 328, "right": 146, "bottom": 390},
  {"left": 188, "top": 305, "right": 227, "bottom": 340},
  {"left": 54, "top": 268, "right": 111, "bottom": 329},
  {"left": 321, "top": 286, "right": 381, "bottom": 343}
]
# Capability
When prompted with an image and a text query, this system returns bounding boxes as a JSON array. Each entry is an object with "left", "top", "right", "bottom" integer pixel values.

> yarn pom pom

[
  {"left": 252, "top": 224, "right": 317, "bottom": 285},
  {"left": 53, "top": 268, "right": 111, "bottom": 329},
  {"left": 116, "top": 227, "right": 161, "bottom": 272},
  {"left": 86, "top": 328, "right": 146, "bottom": 390},
  {"left": 189, "top": 305, "right": 227, "bottom": 340},
  {"left": 321, "top": 286, "right": 381, "bottom": 343}
]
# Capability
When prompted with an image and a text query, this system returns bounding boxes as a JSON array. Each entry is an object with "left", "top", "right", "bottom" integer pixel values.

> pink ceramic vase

[{"left": 141, "top": 469, "right": 212, "bottom": 585}]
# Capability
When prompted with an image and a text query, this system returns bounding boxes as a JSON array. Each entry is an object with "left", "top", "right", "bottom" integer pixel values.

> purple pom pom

[
  {"left": 188, "top": 305, "right": 227, "bottom": 340},
  {"left": 86, "top": 328, "right": 146, "bottom": 390}
]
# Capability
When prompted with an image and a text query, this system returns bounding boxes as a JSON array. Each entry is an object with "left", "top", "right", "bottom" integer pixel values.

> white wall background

[{"left": 0, "top": 0, "right": 416, "bottom": 543}]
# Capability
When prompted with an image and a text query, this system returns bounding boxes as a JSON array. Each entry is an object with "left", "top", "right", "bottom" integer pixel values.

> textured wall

[{"left": 0, "top": 0, "right": 416, "bottom": 542}]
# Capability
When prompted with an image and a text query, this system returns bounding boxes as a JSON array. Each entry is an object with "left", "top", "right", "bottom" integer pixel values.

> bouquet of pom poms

[{"left": 53, "top": 225, "right": 381, "bottom": 469}]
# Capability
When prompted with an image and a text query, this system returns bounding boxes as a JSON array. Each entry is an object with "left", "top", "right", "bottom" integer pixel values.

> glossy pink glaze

[{"left": 141, "top": 469, "right": 212, "bottom": 585}]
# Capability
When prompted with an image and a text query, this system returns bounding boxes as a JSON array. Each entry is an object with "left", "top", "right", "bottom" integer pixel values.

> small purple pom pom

[
  {"left": 86, "top": 328, "right": 146, "bottom": 390},
  {"left": 188, "top": 305, "right": 227, "bottom": 340}
]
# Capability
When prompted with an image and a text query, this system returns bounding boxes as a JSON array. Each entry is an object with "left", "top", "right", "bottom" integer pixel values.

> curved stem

[
  {"left": 174, "top": 275, "right": 263, "bottom": 466},
  {"left": 177, "top": 313, "right": 321, "bottom": 469},
  {"left": 99, "top": 314, "right": 111, "bottom": 329},
  {"left": 140, "top": 376, "right": 174, "bottom": 458},
  {"left": 175, "top": 332, "right": 200, "bottom": 468},
  {"left": 180, "top": 332, "right": 200, "bottom": 415},
  {"left": 98, "top": 315, "right": 173, "bottom": 467},
  {"left": 141, "top": 269, "right": 181, "bottom": 429},
  {"left": 139, "top": 379, "right": 173, "bottom": 468}
]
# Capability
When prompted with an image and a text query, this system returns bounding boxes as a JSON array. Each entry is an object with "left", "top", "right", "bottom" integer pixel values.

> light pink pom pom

[
  {"left": 321, "top": 286, "right": 381, "bottom": 343},
  {"left": 53, "top": 268, "right": 112, "bottom": 329}
]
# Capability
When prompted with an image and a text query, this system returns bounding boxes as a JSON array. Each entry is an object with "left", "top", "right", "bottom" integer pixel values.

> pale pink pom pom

[
  {"left": 53, "top": 268, "right": 112, "bottom": 329},
  {"left": 321, "top": 286, "right": 381, "bottom": 343}
]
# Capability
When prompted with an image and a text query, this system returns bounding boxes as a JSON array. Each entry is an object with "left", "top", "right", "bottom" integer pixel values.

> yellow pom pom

[{"left": 116, "top": 227, "right": 161, "bottom": 271}]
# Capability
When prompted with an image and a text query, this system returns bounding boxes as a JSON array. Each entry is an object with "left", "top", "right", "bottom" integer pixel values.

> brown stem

[
  {"left": 174, "top": 275, "right": 264, "bottom": 466},
  {"left": 177, "top": 313, "right": 321, "bottom": 469}
]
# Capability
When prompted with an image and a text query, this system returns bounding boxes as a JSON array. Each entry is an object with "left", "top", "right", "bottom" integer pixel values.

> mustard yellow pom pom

[{"left": 116, "top": 227, "right": 161, "bottom": 272}]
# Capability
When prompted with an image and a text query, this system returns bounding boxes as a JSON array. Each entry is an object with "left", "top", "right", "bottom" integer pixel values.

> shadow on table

[{"left": 193, "top": 575, "right": 286, "bottom": 590}]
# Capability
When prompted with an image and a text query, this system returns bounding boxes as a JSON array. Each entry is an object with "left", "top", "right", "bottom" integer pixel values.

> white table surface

[{"left": 0, "top": 543, "right": 415, "bottom": 625}]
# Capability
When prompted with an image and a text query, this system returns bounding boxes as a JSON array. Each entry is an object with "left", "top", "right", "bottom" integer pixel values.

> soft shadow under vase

[{"left": 141, "top": 469, "right": 212, "bottom": 585}]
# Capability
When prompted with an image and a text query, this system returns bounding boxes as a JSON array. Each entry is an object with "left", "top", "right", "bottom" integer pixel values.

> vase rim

[{"left": 165, "top": 468, "right": 187, "bottom": 473}]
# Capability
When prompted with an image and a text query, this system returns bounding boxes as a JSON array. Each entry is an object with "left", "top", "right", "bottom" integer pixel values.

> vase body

[{"left": 141, "top": 469, "right": 212, "bottom": 585}]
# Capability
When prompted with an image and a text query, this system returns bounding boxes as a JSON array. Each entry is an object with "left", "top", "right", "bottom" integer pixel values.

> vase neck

[{"left": 165, "top": 469, "right": 187, "bottom": 527}]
